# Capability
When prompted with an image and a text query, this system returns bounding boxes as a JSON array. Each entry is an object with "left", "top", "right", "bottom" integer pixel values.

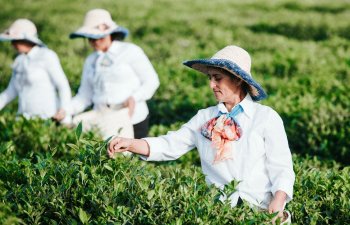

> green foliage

[
  {"left": 0, "top": 137, "right": 271, "bottom": 224},
  {"left": 0, "top": 114, "right": 96, "bottom": 160},
  {"left": 0, "top": 137, "right": 349, "bottom": 224},
  {"left": 0, "top": 203, "right": 23, "bottom": 225},
  {"left": 75, "top": 121, "right": 83, "bottom": 141},
  {"left": 0, "top": 0, "right": 349, "bottom": 224},
  {"left": 290, "top": 155, "right": 350, "bottom": 224}
]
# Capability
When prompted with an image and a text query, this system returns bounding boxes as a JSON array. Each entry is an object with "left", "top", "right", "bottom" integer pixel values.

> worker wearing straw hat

[
  {"left": 108, "top": 46, "right": 294, "bottom": 224},
  {"left": 0, "top": 19, "right": 72, "bottom": 123},
  {"left": 65, "top": 9, "right": 159, "bottom": 139}
]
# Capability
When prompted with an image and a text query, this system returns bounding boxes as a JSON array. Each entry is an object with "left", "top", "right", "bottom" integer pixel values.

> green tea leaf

[
  {"left": 104, "top": 164, "right": 113, "bottom": 172},
  {"left": 78, "top": 208, "right": 90, "bottom": 224},
  {"left": 147, "top": 190, "right": 155, "bottom": 200},
  {"left": 75, "top": 122, "right": 83, "bottom": 140},
  {"left": 66, "top": 143, "right": 79, "bottom": 151}
]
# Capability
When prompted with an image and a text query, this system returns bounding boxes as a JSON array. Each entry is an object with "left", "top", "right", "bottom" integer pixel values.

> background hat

[
  {"left": 183, "top": 45, "right": 267, "bottom": 101},
  {"left": 0, "top": 19, "right": 45, "bottom": 46},
  {"left": 70, "top": 9, "right": 128, "bottom": 40}
]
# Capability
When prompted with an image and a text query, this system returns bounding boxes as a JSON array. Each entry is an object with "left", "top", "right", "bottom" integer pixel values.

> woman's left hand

[
  {"left": 269, "top": 190, "right": 286, "bottom": 222},
  {"left": 124, "top": 96, "right": 135, "bottom": 117},
  {"left": 52, "top": 108, "right": 66, "bottom": 122}
]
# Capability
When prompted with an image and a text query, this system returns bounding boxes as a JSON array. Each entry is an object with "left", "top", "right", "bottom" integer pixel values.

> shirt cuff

[
  {"left": 63, "top": 103, "right": 76, "bottom": 117},
  {"left": 139, "top": 137, "right": 164, "bottom": 161}
]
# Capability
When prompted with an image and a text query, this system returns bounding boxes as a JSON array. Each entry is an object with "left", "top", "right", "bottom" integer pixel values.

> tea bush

[{"left": 0, "top": 135, "right": 349, "bottom": 224}]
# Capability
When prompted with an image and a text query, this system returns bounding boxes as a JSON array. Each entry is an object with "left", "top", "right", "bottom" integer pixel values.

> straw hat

[
  {"left": 183, "top": 45, "right": 267, "bottom": 101},
  {"left": 70, "top": 9, "right": 128, "bottom": 40},
  {"left": 0, "top": 19, "right": 45, "bottom": 46}
]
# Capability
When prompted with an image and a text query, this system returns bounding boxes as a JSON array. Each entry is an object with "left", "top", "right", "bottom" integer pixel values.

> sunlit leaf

[{"left": 78, "top": 208, "right": 90, "bottom": 224}]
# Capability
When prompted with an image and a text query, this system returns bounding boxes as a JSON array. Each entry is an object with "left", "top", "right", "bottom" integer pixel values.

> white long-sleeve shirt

[
  {"left": 143, "top": 94, "right": 295, "bottom": 209},
  {"left": 0, "top": 46, "right": 72, "bottom": 121},
  {"left": 70, "top": 41, "right": 160, "bottom": 124}
]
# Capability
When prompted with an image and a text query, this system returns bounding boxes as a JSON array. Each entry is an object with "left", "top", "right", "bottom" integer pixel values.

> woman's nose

[{"left": 209, "top": 79, "right": 216, "bottom": 89}]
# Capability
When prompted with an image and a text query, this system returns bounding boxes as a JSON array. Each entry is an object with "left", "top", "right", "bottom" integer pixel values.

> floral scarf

[{"left": 201, "top": 104, "right": 243, "bottom": 163}]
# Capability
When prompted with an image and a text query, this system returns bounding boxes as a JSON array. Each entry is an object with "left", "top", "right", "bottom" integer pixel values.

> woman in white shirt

[
  {"left": 0, "top": 19, "right": 72, "bottom": 123},
  {"left": 66, "top": 9, "right": 160, "bottom": 139},
  {"left": 108, "top": 46, "right": 295, "bottom": 224}
]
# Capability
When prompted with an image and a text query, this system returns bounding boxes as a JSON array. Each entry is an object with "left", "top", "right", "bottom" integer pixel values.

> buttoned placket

[
  {"left": 93, "top": 52, "right": 116, "bottom": 106},
  {"left": 215, "top": 102, "right": 251, "bottom": 206},
  {"left": 92, "top": 52, "right": 105, "bottom": 98}
]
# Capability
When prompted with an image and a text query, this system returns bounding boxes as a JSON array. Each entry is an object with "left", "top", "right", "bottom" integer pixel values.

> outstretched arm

[
  {"left": 108, "top": 110, "right": 203, "bottom": 161},
  {"left": 0, "top": 75, "right": 18, "bottom": 111}
]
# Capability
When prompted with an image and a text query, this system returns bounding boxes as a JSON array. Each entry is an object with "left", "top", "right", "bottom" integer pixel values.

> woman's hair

[
  {"left": 240, "top": 81, "right": 249, "bottom": 95},
  {"left": 111, "top": 32, "right": 125, "bottom": 41}
]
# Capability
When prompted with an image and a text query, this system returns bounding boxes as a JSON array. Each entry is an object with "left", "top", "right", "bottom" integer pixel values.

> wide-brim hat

[
  {"left": 0, "top": 19, "right": 45, "bottom": 46},
  {"left": 183, "top": 45, "right": 267, "bottom": 101},
  {"left": 69, "top": 9, "right": 128, "bottom": 40}
]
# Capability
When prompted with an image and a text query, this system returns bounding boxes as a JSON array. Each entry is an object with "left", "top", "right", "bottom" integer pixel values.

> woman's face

[
  {"left": 88, "top": 35, "right": 112, "bottom": 52},
  {"left": 11, "top": 40, "right": 34, "bottom": 54},
  {"left": 207, "top": 67, "right": 244, "bottom": 103}
]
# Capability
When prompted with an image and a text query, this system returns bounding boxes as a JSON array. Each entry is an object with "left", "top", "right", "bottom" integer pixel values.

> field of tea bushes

[{"left": 0, "top": 0, "right": 349, "bottom": 224}]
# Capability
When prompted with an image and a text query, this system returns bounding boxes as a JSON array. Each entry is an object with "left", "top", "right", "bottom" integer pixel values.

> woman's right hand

[
  {"left": 108, "top": 137, "right": 132, "bottom": 158},
  {"left": 108, "top": 137, "right": 150, "bottom": 158}
]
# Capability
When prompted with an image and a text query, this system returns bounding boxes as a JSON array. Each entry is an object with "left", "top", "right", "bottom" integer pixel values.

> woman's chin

[{"left": 213, "top": 93, "right": 222, "bottom": 101}]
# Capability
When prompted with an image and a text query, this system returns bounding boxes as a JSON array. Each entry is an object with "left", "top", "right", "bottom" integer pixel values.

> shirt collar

[
  {"left": 106, "top": 41, "right": 121, "bottom": 55},
  {"left": 239, "top": 94, "right": 254, "bottom": 118},
  {"left": 26, "top": 45, "right": 40, "bottom": 59},
  {"left": 217, "top": 94, "right": 255, "bottom": 118},
  {"left": 95, "top": 41, "right": 121, "bottom": 58}
]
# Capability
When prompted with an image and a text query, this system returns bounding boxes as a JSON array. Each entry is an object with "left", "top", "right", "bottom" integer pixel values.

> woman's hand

[
  {"left": 52, "top": 108, "right": 66, "bottom": 122},
  {"left": 124, "top": 97, "right": 135, "bottom": 117},
  {"left": 108, "top": 137, "right": 133, "bottom": 158},
  {"left": 108, "top": 137, "right": 150, "bottom": 158},
  {"left": 269, "top": 190, "right": 286, "bottom": 222}
]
